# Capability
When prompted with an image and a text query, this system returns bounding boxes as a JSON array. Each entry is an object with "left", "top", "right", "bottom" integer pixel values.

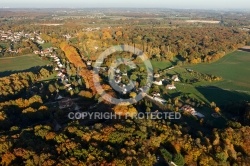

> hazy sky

[{"left": 1, "top": 0, "right": 250, "bottom": 9}]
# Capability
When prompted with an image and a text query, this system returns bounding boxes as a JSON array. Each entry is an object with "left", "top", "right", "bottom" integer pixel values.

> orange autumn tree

[
  {"left": 113, "top": 103, "right": 137, "bottom": 117},
  {"left": 60, "top": 42, "right": 96, "bottom": 94}
]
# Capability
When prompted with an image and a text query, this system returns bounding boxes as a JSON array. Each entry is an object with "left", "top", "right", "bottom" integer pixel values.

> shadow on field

[
  {"left": 196, "top": 86, "right": 250, "bottom": 105},
  {"left": 0, "top": 66, "right": 48, "bottom": 77},
  {"left": 238, "top": 48, "right": 250, "bottom": 52}
]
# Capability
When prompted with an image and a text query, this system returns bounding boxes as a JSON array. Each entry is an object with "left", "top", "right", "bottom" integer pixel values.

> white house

[
  {"left": 153, "top": 80, "right": 163, "bottom": 86},
  {"left": 154, "top": 97, "right": 167, "bottom": 103},
  {"left": 65, "top": 84, "right": 71, "bottom": 88},
  {"left": 115, "top": 68, "right": 121, "bottom": 74},
  {"left": 181, "top": 105, "right": 205, "bottom": 118},
  {"left": 192, "top": 112, "right": 205, "bottom": 118},
  {"left": 166, "top": 84, "right": 176, "bottom": 90},
  {"left": 87, "top": 60, "right": 92, "bottom": 66},
  {"left": 172, "top": 75, "right": 180, "bottom": 82},
  {"left": 154, "top": 74, "right": 160, "bottom": 78},
  {"left": 57, "top": 72, "right": 63, "bottom": 77}
]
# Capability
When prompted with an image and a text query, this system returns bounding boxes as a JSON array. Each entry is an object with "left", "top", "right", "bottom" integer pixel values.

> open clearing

[
  {"left": 0, "top": 54, "right": 51, "bottom": 74},
  {"left": 158, "top": 50, "right": 250, "bottom": 104},
  {"left": 188, "top": 51, "right": 250, "bottom": 93}
]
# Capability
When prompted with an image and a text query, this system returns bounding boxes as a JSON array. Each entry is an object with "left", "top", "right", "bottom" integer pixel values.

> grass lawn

[
  {"left": 150, "top": 57, "right": 180, "bottom": 69},
  {"left": 41, "top": 43, "right": 52, "bottom": 49},
  {"left": 157, "top": 50, "right": 250, "bottom": 105},
  {"left": 0, "top": 54, "right": 51, "bottom": 76},
  {"left": 186, "top": 51, "right": 250, "bottom": 93},
  {"left": 162, "top": 50, "right": 250, "bottom": 105}
]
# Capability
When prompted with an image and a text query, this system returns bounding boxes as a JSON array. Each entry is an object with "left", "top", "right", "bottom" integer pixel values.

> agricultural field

[
  {"left": 0, "top": 54, "right": 51, "bottom": 76},
  {"left": 157, "top": 50, "right": 250, "bottom": 105},
  {"left": 188, "top": 51, "right": 250, "bottom": 93}
]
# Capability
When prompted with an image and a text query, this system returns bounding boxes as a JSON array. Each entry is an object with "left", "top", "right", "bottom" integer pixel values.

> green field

[
  {"left": 155, "top": 50, "right": 250, "bottom": 104},
  {"left": 151, "top": 60, "right": 173, "bottom": 69},
  {"left": 0, "top": 54, "right": 51, "bottom": 75},
  {"left": 41, "top": 43, "right": 52, "bottom": 49},
  {"left": 187, "top": 51, "right": 250, "bottom": 93}
]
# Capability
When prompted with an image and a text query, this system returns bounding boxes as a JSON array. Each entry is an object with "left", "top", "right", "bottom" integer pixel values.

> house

[
  {"left": 181, "top": 105, "right": 205, "bottom": 118},
  {"left": 166, "top": 84, "right": 176, "bottom": 90},
  {"left": 193, "top": 112, "right": 205, "bottom": 118},
  {"left": 186, "top": 68, "right": 193, "bottom": 72},
  {"left": 95, "top": 61, "right": 103, "bottom": 64},
  {"left": 115, "top": 68, "right": 121, "bottom": 74},
  {"left": 122, "top": 72, "right": 127, "bottom": 76},
  {"left": 37, "top": 40, "right": 45, "bottom": 44},
  {"left": 34, "top": 51, "right": 40, "bottom": 54},
  {"left": 153, "top": 96, "right": 167, "bottom": 104},
  {"left": 181, "top": 105, "right": 195, "bottom": 113},
  {"left": 154, "top": 74, "right": 160, "bottom": 78},
  {"left": 57, "top": 72, "right": 63, "bottom": 77},
  {"left": 58, "top": 64, "right": 63, "bottom": 68},
  {"left": 59, "top": 98, "right": 74, "bottom": 109},
  {"left": 152, "top": 92, "right": 161, "bottom": 97},
  {"left": 61, "top": 74, "right": 66, "bottom": 80},
  {"left": 55, "top": 67, "right": 60, "bottom": 71},
  {"left": 153, "top": 80, "right": 163, "bottom": 86},
  {"left": 172, "top": 75, "right": 180, "bottom": 82},
  {"left": 87, "top": 60, "right": 92, "bottom": 66},
  {"left": 122, "top": 88, "right": 127, "bottom": 94},
  {"left": 65, "top": 84, "right": 72, "bottom": 88},
  {"left": 115, "top": 77, "right": 121, "bottom": 84}
]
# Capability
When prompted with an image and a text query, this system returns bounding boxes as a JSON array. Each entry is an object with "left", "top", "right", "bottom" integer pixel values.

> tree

[
  {"left": 113, "top": 103, "right": 138, "bottom": 117},
  {"left": 210, "top": 102, "right": 216, "bottom": 108},
  {"left": 173, "top": 153, "right": 185, "bottom": 166},
  {"left": 130, "top": 74, "right": 137, "bottom": 81},
  {"left": 129, "top": 92, "right": 137, "bottom": 99},
  {"left": 214, "top": 107, "right": 220, "bottom": 113},
  {"left": 160, "top": 148, "right": 172, "bottom": 162},
  {"left": 48, "top": 84, "right": 56, "bottom": 93},
  {"left": 78, "top": 90, "right": 93, "bottom": 99}
]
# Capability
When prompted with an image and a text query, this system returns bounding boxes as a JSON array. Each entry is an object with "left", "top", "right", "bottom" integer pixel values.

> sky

[{"left": 0, "top": 0, "right": 250, "bottom": 9}]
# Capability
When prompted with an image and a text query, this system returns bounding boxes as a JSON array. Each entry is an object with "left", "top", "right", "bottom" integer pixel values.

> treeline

[
  {"left": 76, "top": 27, "right": 249, "bottom": 64},
  {"left": 0, "top": 94, "right": 49, "bottom": 130},
  {"left": 0, "top": 67, "right": 52, "bottom": 99}
]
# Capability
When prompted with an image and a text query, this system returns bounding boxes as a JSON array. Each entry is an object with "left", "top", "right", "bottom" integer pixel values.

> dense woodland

[{"left": 0, "top": 9, "right": 250, "bottom": 166}]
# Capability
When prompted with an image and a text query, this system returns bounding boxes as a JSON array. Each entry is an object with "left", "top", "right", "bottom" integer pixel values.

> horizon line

[{"left": 0, "top": 7, "right": 250, "bottom": 10}]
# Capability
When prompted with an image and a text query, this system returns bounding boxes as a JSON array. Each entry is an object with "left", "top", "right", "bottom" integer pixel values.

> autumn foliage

[{"left": 60, "top": 42, "right": 97, "bottom": 95}]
